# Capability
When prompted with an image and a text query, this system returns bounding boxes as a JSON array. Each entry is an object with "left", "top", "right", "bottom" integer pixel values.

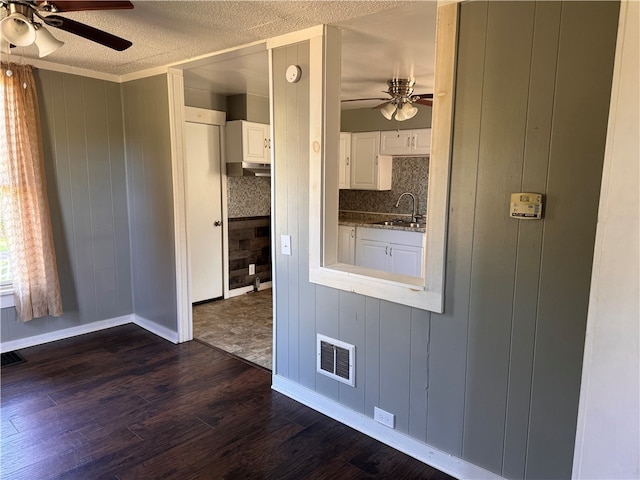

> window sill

[
  {"left": 310, "top": 263, "right": 443, "bottom": 312},
  {"left": 1, "top": 289, "right": 15, "bottom": 309}
]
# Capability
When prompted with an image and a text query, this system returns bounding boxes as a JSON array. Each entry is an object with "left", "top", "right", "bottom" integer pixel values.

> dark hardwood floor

[{"left": 1, "top": 325, "right": 454, "bottom": 480}]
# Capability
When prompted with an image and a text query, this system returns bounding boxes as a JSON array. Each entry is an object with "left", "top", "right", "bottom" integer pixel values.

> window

[
  {"left": 0, "top": 84, "right": 13, "bottom": 304},
  {"left": 307, "top": 5, "right": 458, "bottom": 312}
]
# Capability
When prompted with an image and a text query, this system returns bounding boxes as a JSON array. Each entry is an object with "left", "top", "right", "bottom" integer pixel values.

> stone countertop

[{"left": 338, "top": 212, "right": 426, "bottom": 233}]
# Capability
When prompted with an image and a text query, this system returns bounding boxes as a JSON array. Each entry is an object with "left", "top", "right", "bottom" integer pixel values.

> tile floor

[{"left": 192, "top": 288, "right": 273, "bottom": 370}]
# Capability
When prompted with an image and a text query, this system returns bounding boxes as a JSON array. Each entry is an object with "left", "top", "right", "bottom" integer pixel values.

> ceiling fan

[
  {"left": 0, "top": 0, "right": 133, "bottom": 58},
  {"left": 342, "top": 79, "right": 433, "bottom": 121}
]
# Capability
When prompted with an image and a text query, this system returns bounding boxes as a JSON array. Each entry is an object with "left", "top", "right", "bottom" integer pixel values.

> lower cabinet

[
  {"left": 354, "top": 227, "right": 424, "bottom": 277},
  {"left": 338, "top": 225, "right": 356, "bottom": 264}
]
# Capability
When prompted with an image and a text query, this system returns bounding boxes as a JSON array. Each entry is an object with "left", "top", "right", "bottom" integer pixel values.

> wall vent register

[{"left": 317, "top": 334, "right": 355, "bottom": 387}]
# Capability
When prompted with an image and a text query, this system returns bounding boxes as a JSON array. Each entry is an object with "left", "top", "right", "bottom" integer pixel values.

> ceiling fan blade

[
  {"left": 341, "top": 97, "right": 390, "bottom": 103},
  {"left": 372, "top": 101, "right": 391, "bottom": 109},
  {"left": 415, "top": 98, "right": 433, "bottom": 107},
  {"left": 37, "top": 1, "right": 133, "bottom": 12},
  {"left": 44, "top": 15, "right": 132, "bottom": 51}
]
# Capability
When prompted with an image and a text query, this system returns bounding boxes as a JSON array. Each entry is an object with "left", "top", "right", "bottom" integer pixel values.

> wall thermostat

[
  {"left": 286, "top": 65, "right": 301, "bottom": 83},
  {"left": 510, "top": 193, "right": 543, "bottom": 219}
]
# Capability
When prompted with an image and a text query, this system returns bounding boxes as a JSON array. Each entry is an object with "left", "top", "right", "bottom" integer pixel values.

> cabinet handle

[
  {"left": 389, "top": 247, "right": 393, "bottom": 257},
  {"left": 268, "top": 138, "right": 271, "bottom": 148},
  {"left": 411, "top": 136, "right": 416, "bottom": 148},
  {"left": 385, "top": 246, "right": 388, "bottom": 256},
  {"left": 350, "top": 229, "right": 355, "bottom": 238},
  {"left": 346, "top": 156, "right": 349, "bottom": 166},
  {"left": 213, "top": 220, "right": 222, "bottom": 227},
  {"left": 407, "top": 137, "right": 411, "bottom": 147},
  {"left": 264, "top": 138, "right": 267, "bottom": 148}
]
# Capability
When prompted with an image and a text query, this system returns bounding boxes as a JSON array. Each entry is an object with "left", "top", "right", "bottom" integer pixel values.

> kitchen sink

[{"left": 374, "top": 219, "right": 422, "bottom": 228}]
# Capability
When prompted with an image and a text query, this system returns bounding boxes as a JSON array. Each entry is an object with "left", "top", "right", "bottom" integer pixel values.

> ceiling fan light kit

[
  {"left": 33, "top": 21, "right": 63, "bottom": 57},
  {"left": 1, "top": 8, "right": 36, "bottom": 46},
  {"left": 380, "top": 102, "right": 396, "bottom": 120},
  {"left": 342, "top": 78, "right": 433, "bottom": 122},
  {"left": 0, "top": 0, "right": 133, "bottom": 58}
]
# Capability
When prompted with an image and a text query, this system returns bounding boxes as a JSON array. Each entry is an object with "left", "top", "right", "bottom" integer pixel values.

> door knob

[{"left": 213, "top": 221, "right": 222, "bottom": 227}]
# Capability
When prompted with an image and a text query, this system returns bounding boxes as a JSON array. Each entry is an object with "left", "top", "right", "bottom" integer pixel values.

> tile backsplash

[
  {"left": 339, "top": 156, "right": 429, "bottom": 217},
  {"left": 227, "top": 176, "right": 271, "bottom": 218}
]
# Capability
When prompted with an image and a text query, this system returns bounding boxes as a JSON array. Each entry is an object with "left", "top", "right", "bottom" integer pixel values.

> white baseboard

[
  {"left": 0, "top": 314, "right": 133, "bottom": 353},
  {"left": 226, "top": 281, "right": 273, "bottom": 298},
  {"left": 132, "top": 315, "right": 180, "bottom": 344},
  {"left": 272, "top": 375, "right": 505, "bottom": 480}
]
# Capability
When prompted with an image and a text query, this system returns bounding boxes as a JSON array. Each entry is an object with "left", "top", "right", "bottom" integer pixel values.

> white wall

[{"left": 573, "top": 1, "right": 640, "bottom": 478}]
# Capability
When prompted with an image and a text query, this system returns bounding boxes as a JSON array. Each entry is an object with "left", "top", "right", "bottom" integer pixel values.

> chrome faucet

[{"left": 395, "top": 192, "right": 418, "bottom": 222}]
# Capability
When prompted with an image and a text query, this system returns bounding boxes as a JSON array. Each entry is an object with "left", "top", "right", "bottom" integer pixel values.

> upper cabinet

[
  {"left": 338, "top": 132, "right": 351, "bottom": 190},
  {"left": 380, "top": 128, "right": 431, "bottom": 156},
  {"left": 350, "top": 132, "right": 392, "bottom": 190},
  {"left": 226, "top": 120, "right": 271, "bottom": 164}
]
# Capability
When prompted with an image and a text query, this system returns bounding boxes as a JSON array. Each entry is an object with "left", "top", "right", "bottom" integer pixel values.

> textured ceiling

[
  {"left": 2, "top": 1, "right": 438, "bottom": 109},
  {"left": 2, "top": 1, "right": 419, "bottom": 76}
]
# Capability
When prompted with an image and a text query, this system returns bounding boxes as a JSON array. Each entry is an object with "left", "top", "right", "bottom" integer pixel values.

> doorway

[
  {"left": 185, "top": 120, "right": 223, "bottom": 302},
  {"left": 173, "top": 45, "right": 273, "bottom": 370}
]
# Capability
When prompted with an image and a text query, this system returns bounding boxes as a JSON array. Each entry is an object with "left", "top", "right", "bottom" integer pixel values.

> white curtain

[{"left": 1, "top": 63, "right": 62, "bottom": 321}]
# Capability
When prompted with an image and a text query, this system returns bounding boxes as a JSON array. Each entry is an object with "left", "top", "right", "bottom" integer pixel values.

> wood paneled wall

[
  {"left": 228, "top": 216, "right": 272, "bottom": 289},
  {"left": 121, "top": 75, "right": 177, "bottom": 331},
  {"left": 272, "top": 2, "right": 619, "bottom": 479},
  {"left": 1, "top": 70, "right": 132, "bottom": 343}
]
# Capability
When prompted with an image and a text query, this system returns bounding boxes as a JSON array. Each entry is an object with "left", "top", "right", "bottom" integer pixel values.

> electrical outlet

[
  {"left": 374, "top": 406, "right": 395, "bottom": 428},
  {"left": 249, "top": 264, "right": 255, "bottom": 275}
]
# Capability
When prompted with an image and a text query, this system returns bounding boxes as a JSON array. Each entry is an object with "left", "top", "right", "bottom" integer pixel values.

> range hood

[{"left": 227, "top": 162, "right": 271, "bottom": 177}]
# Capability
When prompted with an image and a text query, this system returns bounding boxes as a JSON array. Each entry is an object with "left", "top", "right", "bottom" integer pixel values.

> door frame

[{"left": 168, "top": 68, "right": 228, "bottom": 342}]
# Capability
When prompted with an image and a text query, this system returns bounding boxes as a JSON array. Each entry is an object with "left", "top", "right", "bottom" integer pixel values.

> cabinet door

[
  {"left": 355, "top": 238, "right": 388, "bottom": 271},
  {"left": 411, "top": 128, "right": 431, "bottom": 155},
  {"left": 243, "top": 121, "right": 269, "bottom": 162},
  {"left": 350, "top": 132, "right": 391, "bottom": 190},
  {"left": 338, "top": 133, "right": 351, "bottom": 189},
  {"left": 350, "top": 132, "right": 379, "bottom": 189},
  {"left": 388, "top": 243, "right": 423, "bottom": 277},
  {"left": 337, "top": 225, "right": 355, "bottom": 264},
  {"left": 380, "top": 130, "right": 413, "bottom": 155}
]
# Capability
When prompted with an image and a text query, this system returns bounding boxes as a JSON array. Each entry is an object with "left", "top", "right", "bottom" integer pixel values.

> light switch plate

[{"left": 281, "top": 235, "right": 291, "bottom": 255}]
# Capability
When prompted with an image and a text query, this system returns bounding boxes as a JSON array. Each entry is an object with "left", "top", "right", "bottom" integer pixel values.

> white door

[{"left": 185, "top": 122, "right": 223, "bottom": 302}]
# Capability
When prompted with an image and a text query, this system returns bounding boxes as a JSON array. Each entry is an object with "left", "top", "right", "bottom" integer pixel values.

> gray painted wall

[
  {"left": 227, "top": 94, "right": 270, "bottom": 124},
  {"left": 1, "top": 70, "right": 132, "bottom": 343},
  {"left": 184, "top": 87, "right": 227, "bottom": 111},
  {"left": 341, "top": 106, "right": 431, "bottom": 132},
  {"left": 272, "top": 2, "right": 618, "bottom": 479},
  {"left": 121, "top": 75, "right": 177, "bottom": 331}
]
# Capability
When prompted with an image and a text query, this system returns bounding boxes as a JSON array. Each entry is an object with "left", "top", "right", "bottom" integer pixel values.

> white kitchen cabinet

[
  {"left": 337, "top": 225, "right": 356, "bottom": 264},
  {"left": 350, "top": 132, "right": 392, "bottom": 190},
  {"left": 226, "top": 120, "right": 271, "bottom": 164},
  {"left": 355, "top": 227, "right": 424, "bottom": 277},
  {"left": 388, "top": 242, "right": 423, "bottom": 277},
  {"left": 379, "top": 128, "right": 431, "bottom": 156},
  {"left": 338, "top": 132, "right": 351, "bottom": 189}
]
